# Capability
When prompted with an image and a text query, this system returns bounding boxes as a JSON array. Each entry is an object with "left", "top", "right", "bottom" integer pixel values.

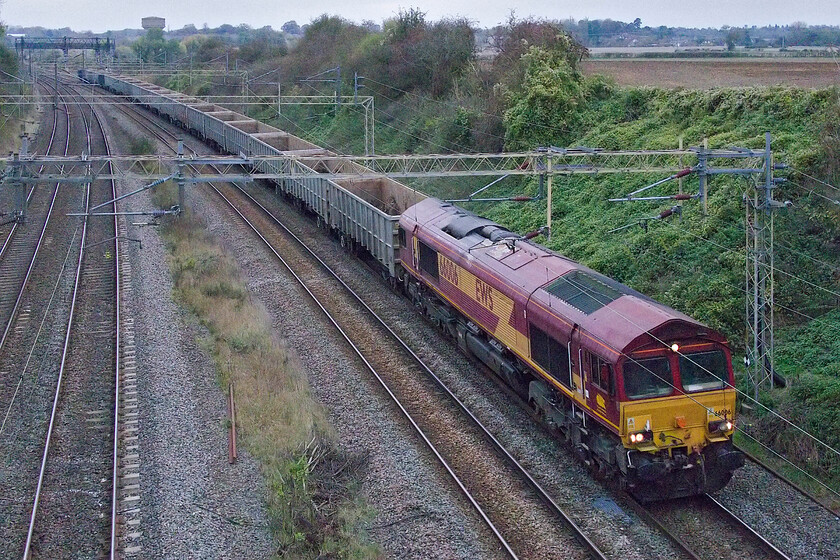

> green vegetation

[
  {"left": 131, "top": 28, "right": 183, "bottom": 63},
  {"left": 0, "top": 23, "right": 28, "bottom": 154},
  {"left": 127, "top": 135, "right": 155, "bottom": 155},
  {"left": 152, "top": 187, "right": 378, "bottom": 557},
  {"left": 153, "top": 13, "right": 840, "bottom": 508}
]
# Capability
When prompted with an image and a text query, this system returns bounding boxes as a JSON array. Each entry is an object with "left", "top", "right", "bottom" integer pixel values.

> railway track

[
  {"left": 18, "top": 77, "right": 121, "bottom": 560},
  {"left": 735, "top": 444, "right": 840, "bottom": 518},
  {"left": 0, "top": 81, "right": 66, "bottom": 354},
  {"left": 0, "top": 91, "right": 46, "bottom": 252},
  {"left": 638, "top": 494, "right": 790, "bottom": 560},
  {"left": 0, "top": 79, "right": 93, "bottom": 558},
  {"left": 0, "top": 90, "right": 56, "bottom": 263}
]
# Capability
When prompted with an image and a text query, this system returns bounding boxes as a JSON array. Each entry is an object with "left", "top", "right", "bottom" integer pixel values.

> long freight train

[{"left": 80, "top": 69, "right": 744, "bottom": 501}]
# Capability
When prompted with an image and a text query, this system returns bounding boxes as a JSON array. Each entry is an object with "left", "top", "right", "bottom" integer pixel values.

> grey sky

[{"left": 5, "top": 0, "right": 840, "bottom": 33}]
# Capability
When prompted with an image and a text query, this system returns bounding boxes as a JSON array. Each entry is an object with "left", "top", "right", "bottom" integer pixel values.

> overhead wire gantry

[{"left": 1, "top": 139, "right": 780, "bottom": 395}]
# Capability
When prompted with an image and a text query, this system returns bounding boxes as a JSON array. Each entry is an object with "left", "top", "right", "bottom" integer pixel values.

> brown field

[{"left": 582, "top": 58, "right": 840, "bottom": 89}]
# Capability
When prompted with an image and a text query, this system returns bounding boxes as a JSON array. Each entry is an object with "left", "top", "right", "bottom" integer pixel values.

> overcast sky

[{"left": 4, "top": 0, "right": 840, "bottom": 33}]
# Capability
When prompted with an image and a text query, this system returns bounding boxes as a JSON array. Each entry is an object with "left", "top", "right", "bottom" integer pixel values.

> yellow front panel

[{"left": 621, "top": 389, "right": 737, "bottom": 450}]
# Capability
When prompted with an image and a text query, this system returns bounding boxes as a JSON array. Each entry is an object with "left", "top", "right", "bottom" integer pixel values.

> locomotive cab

[{"left": 616, "top": 328, "right": 744, "bottom": 501}]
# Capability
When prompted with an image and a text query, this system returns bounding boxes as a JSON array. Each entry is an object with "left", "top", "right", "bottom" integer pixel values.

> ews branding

[
  {"left": 435, "top": 253, "right": 525, "bottom": 355},
  {"left": 475, "top": 279, "right": 494, "bottom": 310}
]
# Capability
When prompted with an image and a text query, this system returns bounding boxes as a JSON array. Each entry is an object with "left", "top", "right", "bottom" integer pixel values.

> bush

[{"left": 128, "top": 136, "right": 155, "bottom": 155}]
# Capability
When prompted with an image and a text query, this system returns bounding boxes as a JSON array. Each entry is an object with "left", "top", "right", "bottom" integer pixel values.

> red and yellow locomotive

[{"left": 398, "top": 199, "right": 744, "bottom": 501}]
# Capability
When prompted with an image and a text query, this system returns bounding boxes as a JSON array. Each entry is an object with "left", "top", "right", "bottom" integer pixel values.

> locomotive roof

[{"left": 402, "top": 198, "right": 713, "bottom": 354}]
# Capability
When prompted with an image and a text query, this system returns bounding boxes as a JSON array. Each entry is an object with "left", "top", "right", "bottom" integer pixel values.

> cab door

[
  {"left": 585, "top": 350, "right": 620, "bottom": 426},
  {"left": 570, "top": 326, "right": 586, "bottom": 406}
]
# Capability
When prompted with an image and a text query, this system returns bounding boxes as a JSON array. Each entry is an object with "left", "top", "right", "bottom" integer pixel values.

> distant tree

[
  {"left": 376, "top": 10, "right": 474, "bottom": 97},
  {"left": 131, "top": 28, "right": 184, "bottom": 63},
  {"left": 725, "top": 28, "right": 745, "bottom": 50},
  {"left": 361, "top": 20, "right": 381, "bottom": 33},
  {"left": 238, "top": 27, "right": 287, "bottom": 62},
  {"left": 725, "top": 33, "right": 736, "bottom": 51},
  {"left": 192, "top": 36, "right": 227, "bottom": 62},
  {"left": 281, "top": 20, "right": 301, "bottom": 35},
  {"left": 587, "top": 19, "right": 601, "bottom": 46},
  {"left": 632, "top": 18, "right": 642, "bottom": 30},
  {"left": 285, "top": 15, "right": 368, "bottom": 81},
  {"left": 503, "top": 46, "right": 585, "bottom": 149},
  {"left": 489, "top": 15, "right": 587, "bottom": 84},
  {"left": 388, "top": 8, "right": 426, "bottom": 42},
  {"left": 0, "top": 25, "right": 18, "bottom": 76}
]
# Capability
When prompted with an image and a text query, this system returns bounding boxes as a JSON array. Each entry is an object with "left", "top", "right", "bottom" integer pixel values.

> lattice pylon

[{"left": 745, "top": 155, "right": 776, "bottom": 400}]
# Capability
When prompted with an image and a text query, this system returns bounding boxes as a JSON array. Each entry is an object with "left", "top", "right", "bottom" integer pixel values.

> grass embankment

[{"left": 152, "top": 183, "right": 378, "bottom": 558}]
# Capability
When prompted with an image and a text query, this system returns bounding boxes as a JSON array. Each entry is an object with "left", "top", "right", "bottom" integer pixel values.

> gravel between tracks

[
  {"left": 199, "top": 185, "right": 502, "bottom": 559},
  {"left": 716, "top": 462, "right": 840, "bottom": 559},
  {"left": 97, "top": 110, "right": 274, "bottom": 559}
]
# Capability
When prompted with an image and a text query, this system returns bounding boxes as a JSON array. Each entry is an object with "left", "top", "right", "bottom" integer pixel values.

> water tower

[{"left": 142, "top": 17, "right": 166, "bottom": 30}]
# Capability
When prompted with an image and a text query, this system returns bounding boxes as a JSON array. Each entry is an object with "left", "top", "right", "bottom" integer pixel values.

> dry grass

[{"left": 158, "top": 208, "right": 379, "bottom": 558}]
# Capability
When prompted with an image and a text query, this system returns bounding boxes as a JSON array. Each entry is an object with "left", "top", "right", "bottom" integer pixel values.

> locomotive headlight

[
  {"left": 670, "top": 343, "right": 680, "bottom": 352},
  {"left": 709, "top": 420, "right": 734, "bottom": 433},
  {"left": 629, "top": 431, "right": 653, "bottom": 444}
]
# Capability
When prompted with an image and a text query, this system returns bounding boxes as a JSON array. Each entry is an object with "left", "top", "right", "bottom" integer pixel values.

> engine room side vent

[{"left": 544, "top": 270, "right": 623, "bottom": 314}]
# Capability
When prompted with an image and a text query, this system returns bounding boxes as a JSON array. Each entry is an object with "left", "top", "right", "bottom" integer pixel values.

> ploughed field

[{"left": 582, "top": 58, "right": 840, "bottom": 88}]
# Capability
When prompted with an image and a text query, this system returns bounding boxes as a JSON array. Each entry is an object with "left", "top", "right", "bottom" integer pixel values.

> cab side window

[
  {"left": 418, "top": 240, "right": 439, "bottom": 279},
  {"left": 590, "top": 352, "right": 614, "bottom": 396}
]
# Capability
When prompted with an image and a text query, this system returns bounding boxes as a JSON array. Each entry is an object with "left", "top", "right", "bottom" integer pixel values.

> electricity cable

[{"left": 789, "top": 167, "right": 840, "bottom": 192}]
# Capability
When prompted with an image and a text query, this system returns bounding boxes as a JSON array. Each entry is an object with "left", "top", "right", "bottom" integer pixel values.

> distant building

[{"left": 142, "top": 17, "right": 166, "bottom": 30}]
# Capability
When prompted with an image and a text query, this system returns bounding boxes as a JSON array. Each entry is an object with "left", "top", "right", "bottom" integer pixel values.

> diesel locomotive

[{"left": 398, "top": 200, "right": 743, "bottom": 501}]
